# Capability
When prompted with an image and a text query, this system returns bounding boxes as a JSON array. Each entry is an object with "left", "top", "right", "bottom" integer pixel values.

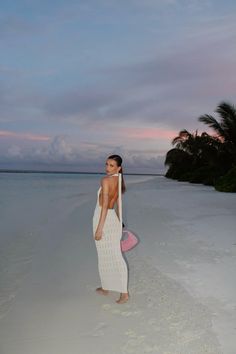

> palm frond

[
  {"left": 216, "top": 102, "right": 236, "bottom": 124},
  {"left": 198, "top": 114, "right": 225, "bottom": 138},
  {"left": 215, "top": 102, "right": 236, "bottom": 143},
  {"left": 171, "top": 129, "right": 191, "bottom": 146}
]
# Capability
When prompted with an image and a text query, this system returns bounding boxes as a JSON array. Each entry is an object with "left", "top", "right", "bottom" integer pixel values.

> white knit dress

[{"left": 93, "top": 173, "right": 128, "bottom": 293}]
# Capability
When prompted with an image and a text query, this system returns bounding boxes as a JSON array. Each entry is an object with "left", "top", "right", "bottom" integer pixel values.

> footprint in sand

[
  {"left": 125, "top": 329, "right": 137, "bottom": 337},
  {"left": 102, "top": 303, "right": 141, "bottom": 317},
  {"left": 91, "top": 322, "right": 107, "bottom": 337},
  {"left": 79, "top": 322, "right": 107, "bottom": 337},
  {"left": 102, "top": 303, "right": 112, "bottom": 310}
]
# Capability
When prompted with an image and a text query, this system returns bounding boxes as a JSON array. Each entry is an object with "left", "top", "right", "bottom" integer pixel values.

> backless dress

[{"left": 93, "top": 173, "right": 128, "bottom": 293}]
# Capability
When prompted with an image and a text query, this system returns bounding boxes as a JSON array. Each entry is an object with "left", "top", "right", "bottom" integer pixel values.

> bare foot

[
  {"left": 96, "top": 287, "right": 109, "bottom": 295},
  {"left": 116, "top": 293, "right": 129, "bottom": 304}
]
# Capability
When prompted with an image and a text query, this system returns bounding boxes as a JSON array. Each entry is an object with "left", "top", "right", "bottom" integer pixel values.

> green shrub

[
  {"left": 214, "top": 166, "right": 236, "bottom": 192},
  {"left": 165, "top": 165, "right": 187, "bottom": 180},
  {"left": 187, "top": 166, "right": 223, "bottom": 185},
  {"left": 178, "top": 171, "right": 194, "bottom": 181}
]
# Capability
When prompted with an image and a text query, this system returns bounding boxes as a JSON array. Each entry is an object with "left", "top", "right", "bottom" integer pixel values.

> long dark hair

[{"left": 108, "top": 154, "right": 126, "bottom": 193}]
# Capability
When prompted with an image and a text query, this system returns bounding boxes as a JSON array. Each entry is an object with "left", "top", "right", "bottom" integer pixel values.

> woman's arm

[{"left": 94, "top": 178, "right": 109, "bottom": 240}]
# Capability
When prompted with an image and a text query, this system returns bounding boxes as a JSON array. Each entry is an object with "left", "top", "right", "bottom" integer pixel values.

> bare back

[{"left": 99, "top": 176, "right": 118, "bottom": 209}]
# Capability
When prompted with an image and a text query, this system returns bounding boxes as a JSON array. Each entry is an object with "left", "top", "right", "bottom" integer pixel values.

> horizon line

[{"left": 0, "top": 168, "right": 165, "bottom": 176}]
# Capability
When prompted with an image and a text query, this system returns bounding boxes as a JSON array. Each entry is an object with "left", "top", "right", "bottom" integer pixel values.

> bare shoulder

[
  {"left": 100, "top": 176, "right": 110, "bottom": 188},
  {"left": 101, "top": 176, "right": 110, "bottom": 183}
]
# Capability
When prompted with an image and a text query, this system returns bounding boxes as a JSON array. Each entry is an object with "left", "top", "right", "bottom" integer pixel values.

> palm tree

[
  {"left": 165, "top": 130, "right": 199, "bottom": 179},
  {"left": 165, "top": 147, "right": 191, "bottom": 167},
  {"left": 164, "top": 101, "right": 236, "bottom": 189},
  {"left": 164, "top": 129, "right": 194, "bottom": 170},
  {"left": 198, "top": 101, "right": 236, "bottom": 144},
  {"left": 165, "top": 129, "right": 221, "bottom": 182},
  {"left": 166, "top": 129, "right": 220, "bottom": 166},
  {"left": 198, "top": 101, "right": 236, "bottom": 169},
  {"left": 164, "top": 147, "right": 192, "bottom": 179},
  {"left": 172, "top": 129, "right": 199, "bottom": 156}
]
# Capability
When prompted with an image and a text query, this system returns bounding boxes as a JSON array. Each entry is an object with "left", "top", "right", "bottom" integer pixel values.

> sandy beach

[{"left": 0, "top": 173, "right": 236, "bottom": 354}]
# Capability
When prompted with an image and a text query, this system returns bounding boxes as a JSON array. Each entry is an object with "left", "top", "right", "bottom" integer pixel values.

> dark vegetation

[{"left": 164, "top": 101, "right": 236, "bottom": 192}]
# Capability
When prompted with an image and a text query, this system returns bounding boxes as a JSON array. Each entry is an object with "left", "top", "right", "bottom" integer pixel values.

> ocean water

[{"left": 0, "top": 172, "right": 156, "bottom": 319}]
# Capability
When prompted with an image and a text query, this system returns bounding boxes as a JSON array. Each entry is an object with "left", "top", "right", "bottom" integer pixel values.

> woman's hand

[{"left": 94, "top": 227, "right": 103, "bottom": 241}]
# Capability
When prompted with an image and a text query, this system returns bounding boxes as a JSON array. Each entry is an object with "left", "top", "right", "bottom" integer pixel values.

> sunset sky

[{"left": 1, "top": 0, "right": 236, "bottom": 173}]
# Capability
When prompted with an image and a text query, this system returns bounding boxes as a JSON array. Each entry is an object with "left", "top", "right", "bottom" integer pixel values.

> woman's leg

[
  {"left": 116, "top": 291, "right": 129, "bottom": 304},
  {"left": 96, "top": 287, "right": 109, "bottom": 295}
]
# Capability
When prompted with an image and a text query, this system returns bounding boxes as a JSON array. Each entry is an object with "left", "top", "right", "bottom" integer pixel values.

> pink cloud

[{"left": 0, "top": 130, "right": 50, "bottom": 141}]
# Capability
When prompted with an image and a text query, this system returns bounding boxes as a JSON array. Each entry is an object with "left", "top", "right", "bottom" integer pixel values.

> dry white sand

[{"left": 0, "top": 175, "right": 235, "bottom": 354}]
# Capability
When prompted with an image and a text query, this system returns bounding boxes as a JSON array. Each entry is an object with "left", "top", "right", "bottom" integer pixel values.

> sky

[{"left": 0, "top": 0, "right": 236, "bottom": 174}]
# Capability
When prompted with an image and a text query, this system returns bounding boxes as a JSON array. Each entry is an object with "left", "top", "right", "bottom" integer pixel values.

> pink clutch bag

[
  {"left": 116, "top": 174, "right": 139, "bottom": 252},
  {"left": 121, "top": 229, "right": 139, "bottom": 252}
]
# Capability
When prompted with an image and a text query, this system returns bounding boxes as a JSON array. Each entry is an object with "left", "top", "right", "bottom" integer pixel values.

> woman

[{"left": 93, "top": 154, "right": 129, "bottom": 304}]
